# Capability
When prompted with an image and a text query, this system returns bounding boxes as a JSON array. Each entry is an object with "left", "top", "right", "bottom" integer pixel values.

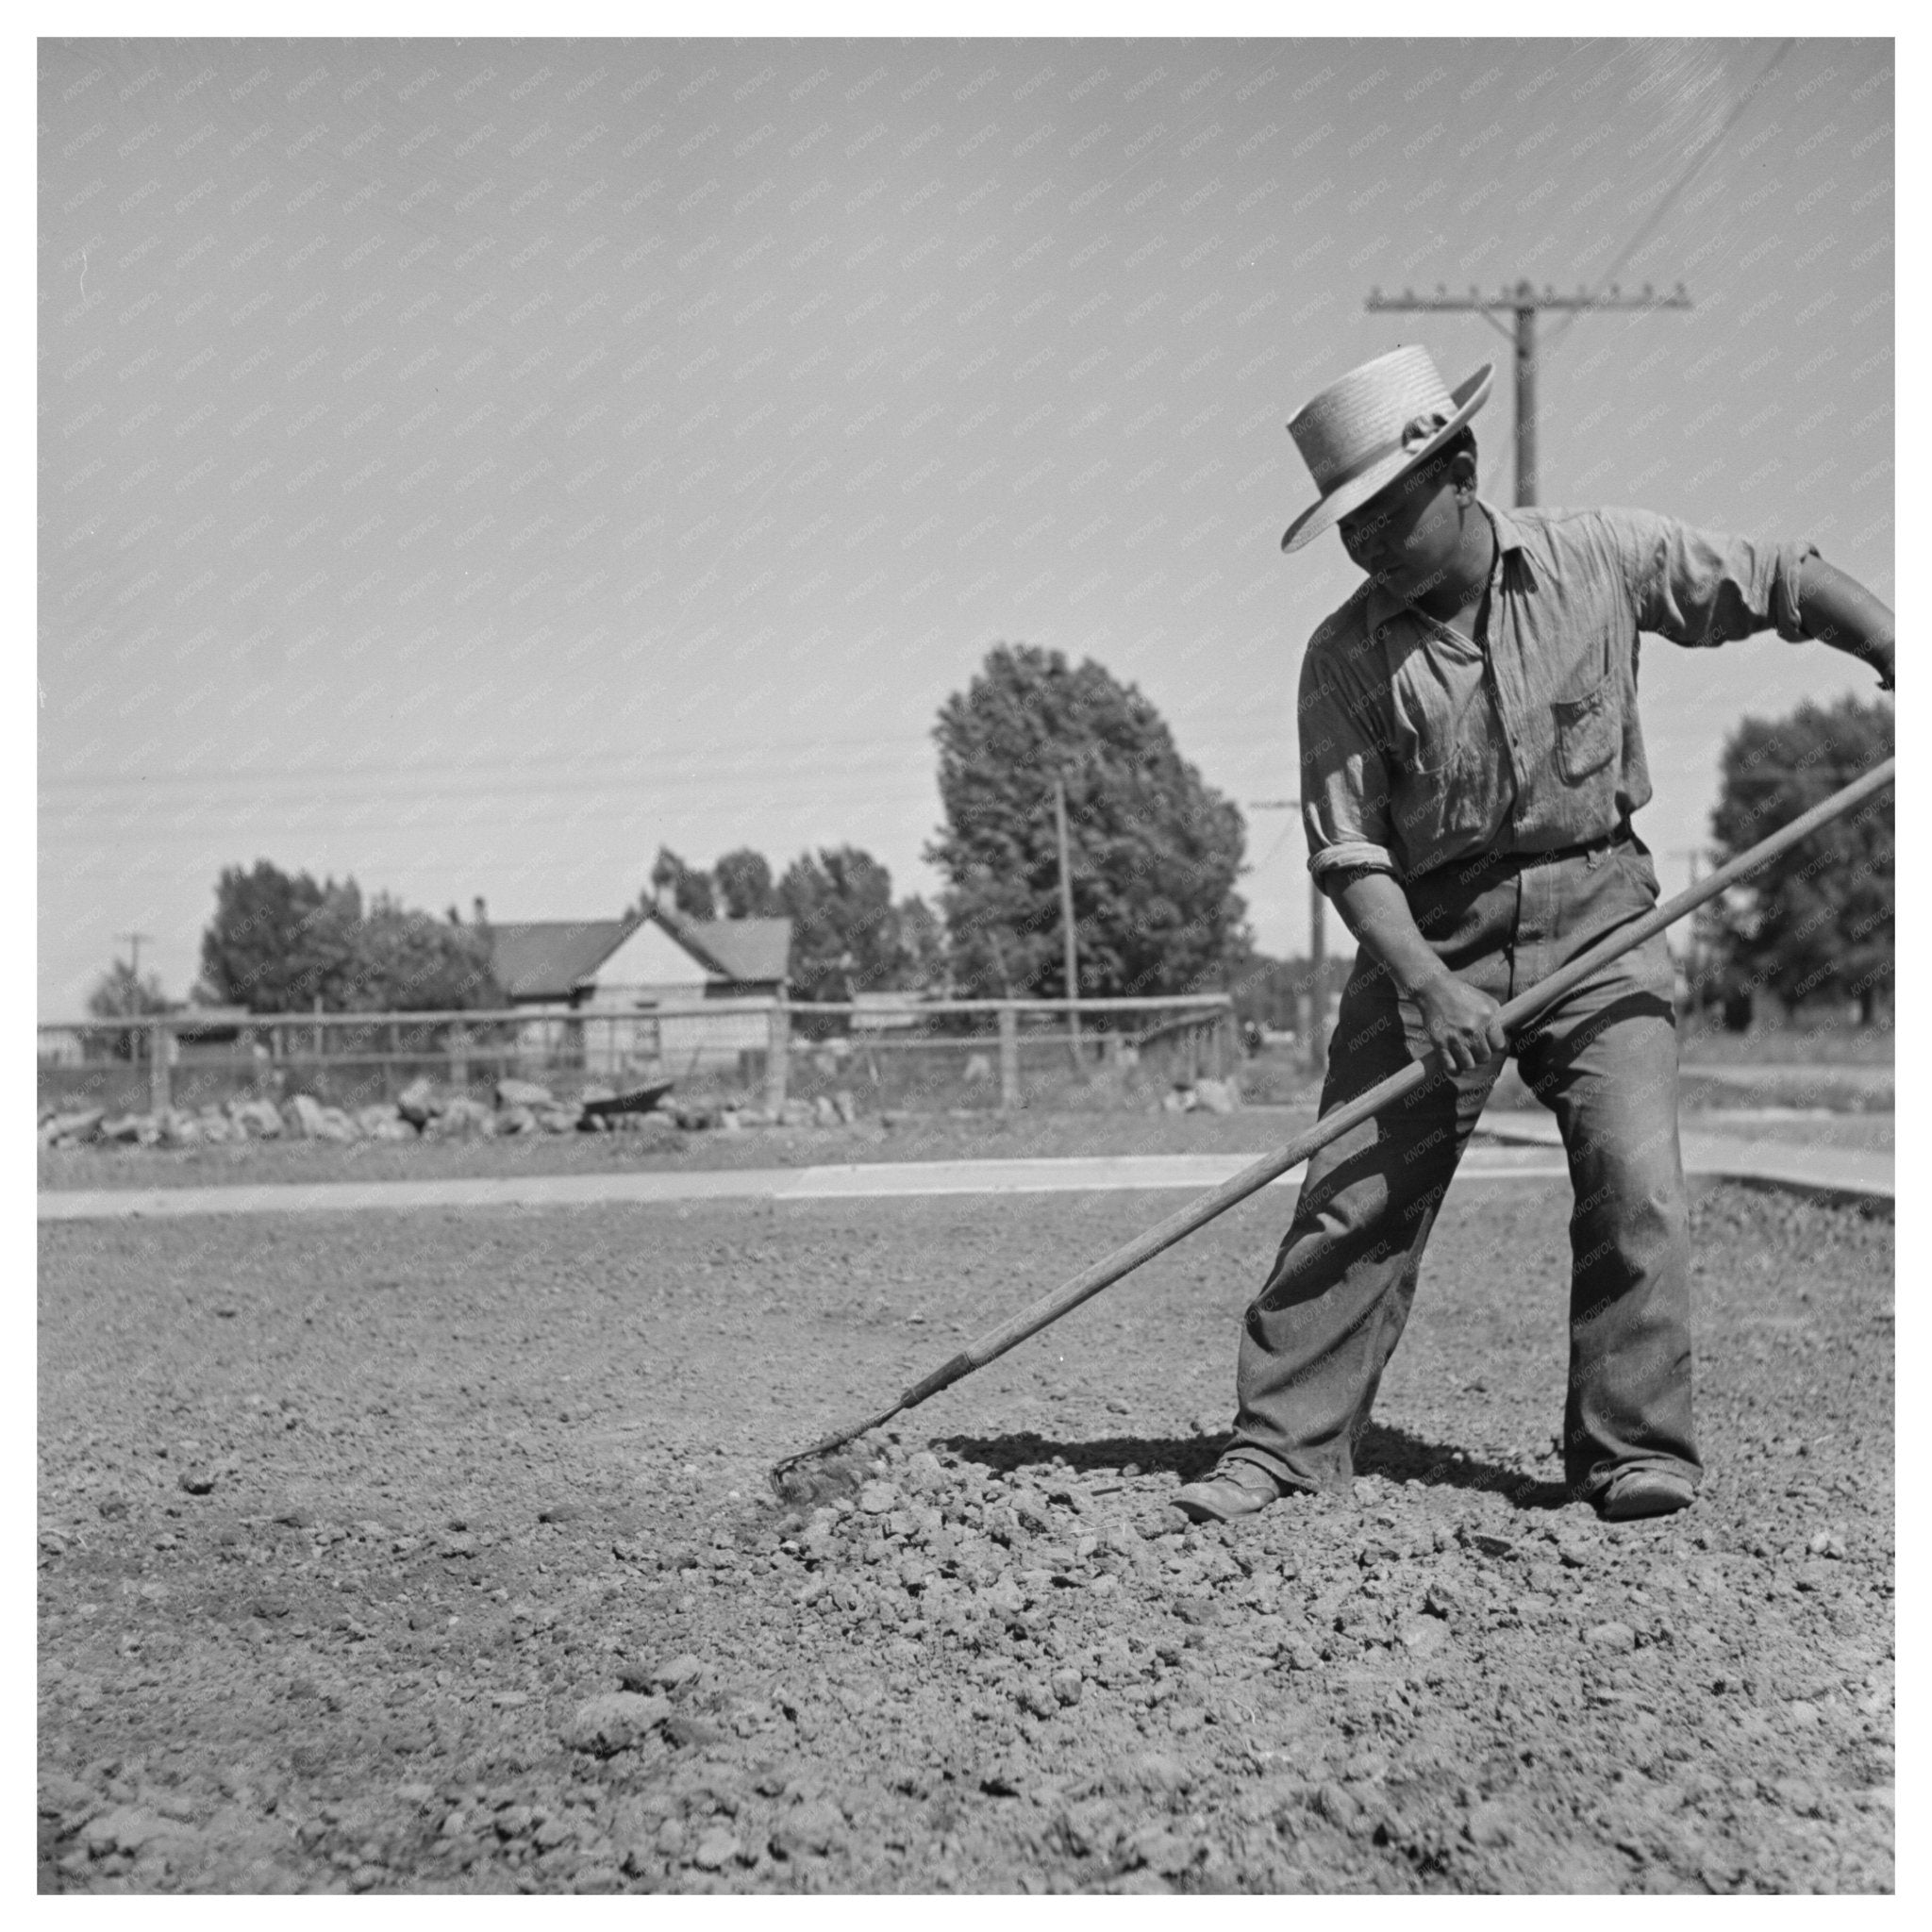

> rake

[{"left": 770, "top": 757, "right": 1894, "bottom": 1492}]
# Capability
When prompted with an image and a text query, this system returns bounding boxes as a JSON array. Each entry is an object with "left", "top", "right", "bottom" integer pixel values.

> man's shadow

[{"left": 937, "top": 1420, "right": 1569, "bottom": 1511}]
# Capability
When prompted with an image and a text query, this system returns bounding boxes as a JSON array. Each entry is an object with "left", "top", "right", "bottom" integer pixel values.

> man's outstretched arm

[{"left": 1798, "top": 558, "right": 1895, "bottom": 690}]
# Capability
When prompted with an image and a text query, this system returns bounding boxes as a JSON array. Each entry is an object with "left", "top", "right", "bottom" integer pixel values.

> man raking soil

[
  {"left": 1171, "top": 346, "right": 1893, "bottom": 1526},
  {"left": 774, "top": 346, "right": 1894, "bottom": 1527}
]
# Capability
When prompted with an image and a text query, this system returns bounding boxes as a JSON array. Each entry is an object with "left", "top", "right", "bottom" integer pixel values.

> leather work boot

[
  {"left": 1173, "top": 1458, "right": 1289, "bottom": 1524},
  {"left": 1595, "top": 1466, "right": 1696, "bottom": 1522}
]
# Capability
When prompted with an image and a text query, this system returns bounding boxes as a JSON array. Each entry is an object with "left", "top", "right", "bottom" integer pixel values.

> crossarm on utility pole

[{"left": 1365, "top": 281, "right": 1692, "bottom": 507}]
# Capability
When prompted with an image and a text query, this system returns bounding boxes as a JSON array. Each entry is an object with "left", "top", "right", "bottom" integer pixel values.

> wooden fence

[{"left": 39, "top": 994, "right": 1238, "bottom": 1120}]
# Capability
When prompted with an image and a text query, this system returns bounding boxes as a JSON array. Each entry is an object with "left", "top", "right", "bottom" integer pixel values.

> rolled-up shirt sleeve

[
  {"left": 1297, "top": 629, "right": 1401, "bottom": 885},
  {"left": 1600, "top": 506, "right": 1818, "bottom": 647}
]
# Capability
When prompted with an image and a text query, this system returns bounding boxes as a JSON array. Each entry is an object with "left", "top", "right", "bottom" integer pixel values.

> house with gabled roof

[{"left": 485, "top": 904, "right": 791, "bottom": 1075}]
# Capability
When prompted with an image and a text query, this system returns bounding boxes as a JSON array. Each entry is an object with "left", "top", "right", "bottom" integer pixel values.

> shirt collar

[
  {"left": 1482, "top": 499, "right": 1537, "bottom": 577},
  {"left": 1364, "top": 498, "right": 1535, "bottom": 634}
]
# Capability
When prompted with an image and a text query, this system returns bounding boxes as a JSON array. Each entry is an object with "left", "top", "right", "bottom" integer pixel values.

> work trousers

[{"left": 1225, "top": 834, "right": 1699, "bottom": 1506}]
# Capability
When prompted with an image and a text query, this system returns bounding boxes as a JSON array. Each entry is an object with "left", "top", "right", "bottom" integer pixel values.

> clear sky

[{"left": 38, "top": 34, "right": 1893, "bottom": 1015}]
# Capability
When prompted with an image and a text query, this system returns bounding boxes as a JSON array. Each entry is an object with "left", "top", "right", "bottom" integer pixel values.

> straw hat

[{"left": 1279, "top": 346, "right": 1492, "bottom": 554}]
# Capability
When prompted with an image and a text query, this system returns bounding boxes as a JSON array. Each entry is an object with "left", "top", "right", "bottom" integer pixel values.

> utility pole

[
  {"left": 1672, "top": 848, "right": 1707, "bottom": 1032},
  {"left": 1052, "top": 773, "right": 1081, "bottom": 1064},
  {"left": 1365, "top": 281, "right": 1692, "bottom": 505},
  {"left": 1249, "top": 800, "right": 1331, "bottom": 1076},
  {"left": 115, "top": 931, "right": 153, "bottom": 979},
  {"left": 1688, "top": 850, "right": 1703, "bottom": 1031}
]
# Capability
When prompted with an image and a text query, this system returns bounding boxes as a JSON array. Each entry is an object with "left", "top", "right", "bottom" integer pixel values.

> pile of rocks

[
  {"left": 37, "top": 1081, "right": 611, "bottom": 1151},
  {"left": 37, "top": 1077, "right": 878, "bottom": 1153},
  {"left": 628, "top": 1091, "right": 857, "bottom": 1132},
  {"left": 38, "top": 1095, "right": 430, "bottom": 1150}
]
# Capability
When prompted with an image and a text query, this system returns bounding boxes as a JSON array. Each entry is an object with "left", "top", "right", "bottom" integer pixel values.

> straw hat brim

[{"left": 1279, "top": 363, "right": 1494, "bottom": 555}]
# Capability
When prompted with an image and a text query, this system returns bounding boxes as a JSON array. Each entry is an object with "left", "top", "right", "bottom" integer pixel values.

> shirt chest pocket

[
  {"left": 1552, "top": 670, "right": 1618, "bottom": 783},
  {"left": 1392, "top": 737, "right": 1491, "bottom": 849}
]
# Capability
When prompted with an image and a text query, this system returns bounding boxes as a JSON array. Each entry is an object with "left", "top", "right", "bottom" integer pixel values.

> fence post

[
  {"left": 998, "top": 1003, "right": 1020, "bottom": 1111},
  {"left": 450, "top": 1024, "right": 470, "bottom": 1094},
  {"left": 765, "top": 1001, "right": 790, "bottom": 1117},
  {"left": 148, "top": 1017, "right": 171, "bottom": 1117}
]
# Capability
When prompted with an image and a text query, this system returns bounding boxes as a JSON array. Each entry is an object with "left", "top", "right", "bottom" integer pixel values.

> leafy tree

[
  {"left": 198, "top": 861, "right": 363, "bottom": 1012},
  {"left": 199, "top": 861, "right": 500, "bottom": 1013},
  {"left": 86, "top": 958, "right": 171, "bottom": 1020},
  {"left": 777, "top": 846, "right": 924, "bottom": 1000},
  {"left": 926, "top": 644, "right": 1248, "bottom": 999},
  {"left": 895, "top": 895, "right": 948, "bottom": 993},
  {"left": 1707, "top": 694, "right": 1893, "bottom": 1023},
  {"left": 649, "top": 846, "right": 716, "bottom": 921},
  {"left": 86, "top": 957, "right": 171, "bottom": 1057},
  {"left": 336, "top": 895, "right": 501, "bottom": 1011},
  {"left": 713, "top": 847, "right": 781, "bottom": 920}
]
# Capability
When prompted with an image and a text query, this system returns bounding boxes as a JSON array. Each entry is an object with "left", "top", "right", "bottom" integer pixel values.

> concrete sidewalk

[
  {"left": 1476, "top": 1111, "right": 1892, "bottom": 1203},
  {"left": 39, "top": 1146, "right": 1572, "bottom": 1223},
  {"left": 36, "top": 1117, "right": 1892, "bottom": 1220},
  {"left": 1677, "top": 1061, "right": 1892, "bottom": 1095}
]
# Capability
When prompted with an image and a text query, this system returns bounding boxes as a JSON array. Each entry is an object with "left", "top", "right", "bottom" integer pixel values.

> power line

[
  {"left": 1544, "top": 39, "right": 1797, "bottom": 352},
  {"left": 1367, "top": 43, "right": 1801, "bottom": 503},
  {"left": 37, "top": 735, "right": 939, "bottom": 793}
]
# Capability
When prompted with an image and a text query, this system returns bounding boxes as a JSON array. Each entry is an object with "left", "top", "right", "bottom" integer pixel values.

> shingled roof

[
  {"left": 664, "top": 913, "right": 791, "bottom": 986},
  {"left": 484, "top": 908, "right": 791, "bottom": 999},
  {"left": 484, "top": 919, "right": 632, "bottom": 1002}
]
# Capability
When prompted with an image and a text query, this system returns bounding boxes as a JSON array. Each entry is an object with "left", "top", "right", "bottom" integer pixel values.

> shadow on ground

[{"left": 938, "top": 1421, "right": 1570, "bottom": 1510}]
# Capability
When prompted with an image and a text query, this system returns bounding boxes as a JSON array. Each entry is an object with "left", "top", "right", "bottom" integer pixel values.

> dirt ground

[{"left": 38, "top": 1158, "right": 1891, "bottom": 1894}]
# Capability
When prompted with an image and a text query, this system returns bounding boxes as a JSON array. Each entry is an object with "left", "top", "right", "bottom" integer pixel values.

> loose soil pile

[{"left": 40, "top": 1177, "right": 1891, "bottom": 1892}]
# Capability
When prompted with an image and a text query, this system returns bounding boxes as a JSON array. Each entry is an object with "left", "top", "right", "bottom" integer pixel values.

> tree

[
  {"left": 713, "top": 847, "right": 781, "bottom": 920},
  {"left": 926, "top": 644, "right": 1248, "bottom": 999},
  {"left": 198, "top": 861, "right": 363, "bottom": 1012},
  {"left": 86, "top": 957, "right": 171, "bottom": 1057},
  {"left": 336, "top": 895, "right": 501, "bottom": 1011},
  {"left": 649, "top": 846, "right": 716, "bottom": 921},
  {"left": 198, "top": 861, "right": 501, "bottom": 1013},
  {"left": 1707, "top": 694, "right": 1893, "bottom": 1024},
  {"left": 776, "top": 846, "right": 924, "bottom": 1000},
  {"left": 895, "top": 895, "right": 949, "bottom": 993},
  {"left": 86, "top": 958, "right": 171, "bottom": 1020}
]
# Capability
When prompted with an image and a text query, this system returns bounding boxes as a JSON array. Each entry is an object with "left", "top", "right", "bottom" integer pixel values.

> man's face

[{"left": 1337, "top": 460, "right": 1465, "bottom": 598}]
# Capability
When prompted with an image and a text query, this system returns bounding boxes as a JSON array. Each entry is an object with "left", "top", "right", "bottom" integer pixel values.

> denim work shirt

[{"left": 1296, "top": 501, "right": 1817, "bottom": 887}]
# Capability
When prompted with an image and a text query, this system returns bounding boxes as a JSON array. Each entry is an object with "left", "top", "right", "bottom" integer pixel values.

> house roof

[
  {"left": 485, "top": 920, "right": 632, "bottom": 1001},
  {"left": 673, "top": 914, "right": 791, "bottom": 985},
  {"left": 486, "top": 909, "right": 791, "bottom": 999}
]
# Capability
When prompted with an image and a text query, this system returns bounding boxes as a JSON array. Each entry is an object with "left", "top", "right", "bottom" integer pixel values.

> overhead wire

[{"left": 1545, "top": 38, "right": 1797, "bottom": 351}]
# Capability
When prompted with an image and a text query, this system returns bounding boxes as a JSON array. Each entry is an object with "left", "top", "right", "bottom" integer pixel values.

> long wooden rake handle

[{"left": 771, "top": 757, "right": 1895, "bottom": 1483}]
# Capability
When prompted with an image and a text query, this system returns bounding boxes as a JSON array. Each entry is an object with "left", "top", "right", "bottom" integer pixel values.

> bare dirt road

[{"left": 40, "top": 1174, "right": 1891, "bottom": 1892}]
